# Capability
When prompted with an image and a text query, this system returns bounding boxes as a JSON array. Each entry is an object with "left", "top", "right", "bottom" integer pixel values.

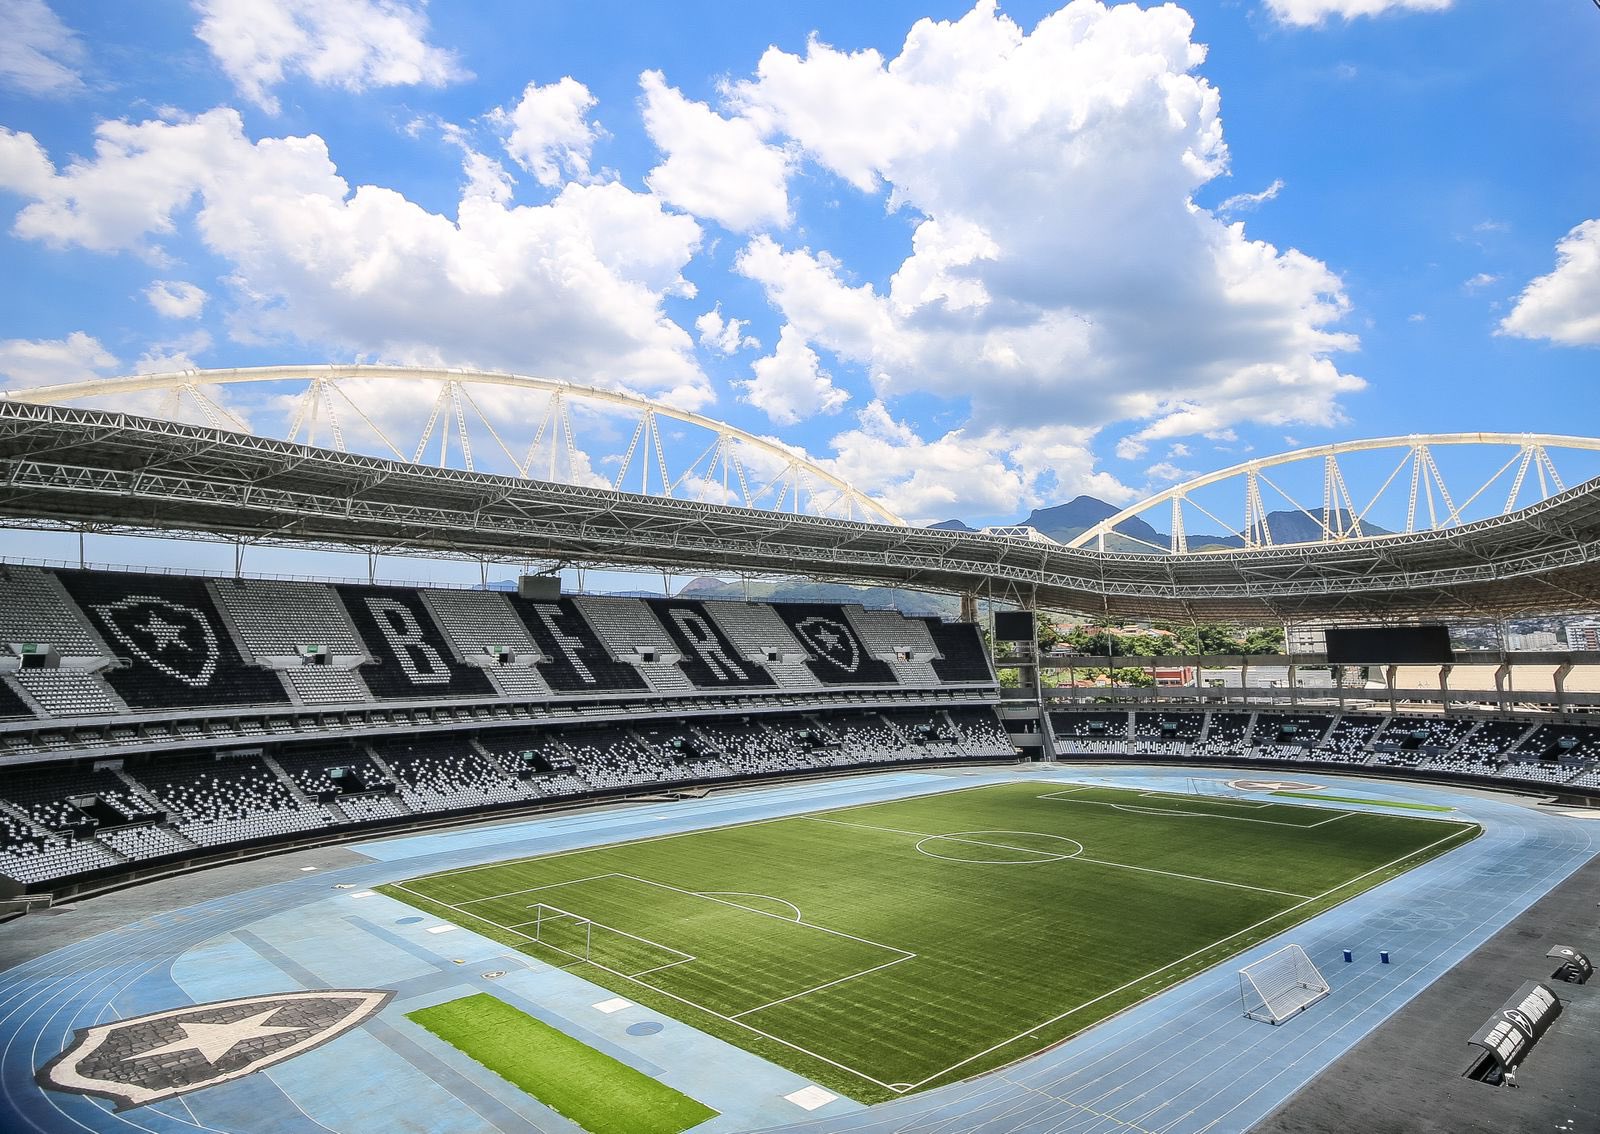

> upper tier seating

[
  {"left": 211, "top": 578, "right": 366, "bottom": 659},
  {"left": 700, "top": 603, "right": 821, "bottom": 689},
  {"left": 421, "top": 589, "right": 555, "bottom": 699},
  {"left": 846, "top": 607, "right": 941, "bottom": 686},
  {"left": 13, "top": 670, "right": 122, "bottom": 716},
  {"left": 58, "top": 570, "right": 290, "bottom": 710},
  {"left": 508, "top": 597, "right": 651, "bottom": 693},
  {"left": 572, "top": 597, "right": 695, "bottom": 693},
  {"left": 0, "top": 566, "right": 108, "bottom": 656},
  {"left": 921, "top": 619, "right": 995, "bottom": 683},
  {"left": 284, "top": 667, "right": 370, "bottom": 704},
  {"left": 336, "top": 584, "right": 496, "bottom": 700},
  {"left": 643, "top": 599, "right": 777, "bottom": 690},
  {"left": 770, "top": 604, "right": 898, "bottom": 685}
]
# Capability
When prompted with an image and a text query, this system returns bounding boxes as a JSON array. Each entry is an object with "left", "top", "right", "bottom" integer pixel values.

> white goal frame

[{"left": 1239, "top": 944, "right": 1330, "bottom": 1024}]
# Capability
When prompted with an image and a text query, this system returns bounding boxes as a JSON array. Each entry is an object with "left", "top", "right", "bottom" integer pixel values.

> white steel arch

[
  {"left": 1070, "top": 433, "right": 1600, "bottom": 553},
  {"left": 0, "top": 364, "right": 906, "bottom": 526}
]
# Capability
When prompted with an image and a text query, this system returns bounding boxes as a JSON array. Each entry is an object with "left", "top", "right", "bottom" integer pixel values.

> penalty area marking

[
  {"left": 1037, "top": 789, "right": 1352, "bottom": 828},
  {"left": 913, "top": 831, "right": 1085, "bottom": 865},
  {"left": 694, "top": 891, "right": 803, "bottom": 921}
]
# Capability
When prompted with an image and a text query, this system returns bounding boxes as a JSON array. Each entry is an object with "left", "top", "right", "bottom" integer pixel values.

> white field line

[
  {"left": 614, "top": 873, "right": 914, "bottom": 959},
  {"left": 1037, "top": 790, "right": 1351, "bottom": 828},
  {"left": 731, "top": 953, "right": 918, "bottom": 1019},
  {"left": 694, "top": 891, "right": 803, "bottom": 921},
  {"left": 1136, "top": 789, "right": 1273, "bottom": 811},
  {"left": 397, "top": 881, "right": 908, "bottom": 1092},
  {"left": 805, "top": 815, "right": 1308, "bottom": 899},
  {"left": 903, "top": 822, "right": 1478, "bottom": 1091},
  {"left": 455, "top": 872, "right": 625, "bottom": 906}
]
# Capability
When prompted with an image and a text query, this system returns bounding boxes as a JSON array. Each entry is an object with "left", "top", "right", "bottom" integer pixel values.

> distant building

[
  {"left": 1507, "top": 630, "right": 1560, "bottom": 651},
  {"left": 1566, "top": 621, "right": 1600, "bottom": 651}
]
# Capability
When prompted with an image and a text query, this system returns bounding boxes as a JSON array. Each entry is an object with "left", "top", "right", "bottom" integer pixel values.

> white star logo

[
  {"left": 127, "top": 1008, "right": 306, "bottom": 1065},
  {"left": 136, "top": 614, "right": 189, "bottom": 653}
]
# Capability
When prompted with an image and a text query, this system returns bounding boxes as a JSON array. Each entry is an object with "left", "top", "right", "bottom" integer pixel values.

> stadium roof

[{"left": 1, "top": 402, "right": 1598, "bottom": 623}]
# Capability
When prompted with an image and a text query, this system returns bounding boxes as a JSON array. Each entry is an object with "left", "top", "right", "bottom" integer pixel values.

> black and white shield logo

[
  {"left": 37, "top": 988, "right": 392, "bottom": 1111},
  {"left": 93, "top": 596, "right": 219, "bottom": 687},
  {"left": 794, "top": 615, "right": 861, "bottom": 673}
]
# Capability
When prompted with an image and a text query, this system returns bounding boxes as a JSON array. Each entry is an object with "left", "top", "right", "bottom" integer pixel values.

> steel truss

[{"left": 1, "top": 403, "right": 1599, "bottom": 622}]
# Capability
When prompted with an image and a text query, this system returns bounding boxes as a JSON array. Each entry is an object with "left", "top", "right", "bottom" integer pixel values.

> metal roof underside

[{"left": 1, "top": 402, "right": 1597, "bottom": 623}]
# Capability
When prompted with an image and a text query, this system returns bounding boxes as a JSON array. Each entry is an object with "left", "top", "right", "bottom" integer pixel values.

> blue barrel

[
  {"left": 1380, "top": 950, "right": 1390, "bottom": 964},
  {"left": 1343, "top": 949, "right": 1353, "bottom": 963}
]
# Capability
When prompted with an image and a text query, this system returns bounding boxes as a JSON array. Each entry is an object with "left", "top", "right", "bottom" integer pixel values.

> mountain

[
  {"left": 1017, "top": 496, "right": 1164, "bottom": 548},
  {"left": 1182, "top": 509, "right": 1392, "bottom": 551},
  {"left": 927, "top": 518, "right": 978, "bottom": 532}
]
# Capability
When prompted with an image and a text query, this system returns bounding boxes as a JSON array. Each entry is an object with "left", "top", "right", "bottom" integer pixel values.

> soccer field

[{"left": 382, "top": 782, "right": 1478, "bottom": 1102}]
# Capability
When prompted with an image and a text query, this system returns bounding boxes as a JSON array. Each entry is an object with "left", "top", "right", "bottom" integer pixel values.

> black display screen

[
  {"left": 993, "top": 611, "right": 1036, "bottom": 641},
  {"left": 1324, "top": 625, "right": 1453, "bottom": 664}
]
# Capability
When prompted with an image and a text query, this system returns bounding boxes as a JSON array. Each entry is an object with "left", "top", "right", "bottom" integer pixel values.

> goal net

[
  {"left": 1239, "top": 944, "right": 1330, "bottom": 1024},
  {"left": 524, "top": 901, "right": 694, "bottom": 977},
  {"left": 529, "top": 903, "right": 594, "bottom": 963}
]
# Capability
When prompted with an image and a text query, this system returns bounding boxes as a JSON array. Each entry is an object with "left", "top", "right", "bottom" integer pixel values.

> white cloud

[
  {"left": 1463, "top": 272, "right": 1499, "bottom": 291},
  {"left": 1263, "top": 0, "right": 1452, "bottom": 27},
  {"left": 1218, "top": 178, "right": 1284, "bottom": 216},
  {"left": 640, "top": 70, "right": 791, "bottom": 232},
  {"left": 0, "top": 0, "right": 85, "bottom": 96},
  {"left": 0, "top": 109, "right": 712, "bottom": 405},
  {"left": 145, "top": 280, "right": 208, "bottom": 319},
  {"left": 489, "top": 77, "right": 601, "bottom": 188},
  {"left": 729, "top": 1, "right": 1361, "bottom": 453},
  {"left": 738, "top": 325, "right": 849, "bottom": 424},
  {"left": 0, "top": 331, "right": 115, "bottom": 389},
  {"left": 695, "top": 304, "right": 758, "bottom": 354},
  {"left": 193, "top": 0, "right": 467, "bottom": 115},
  {"left": 1145, "top": 460, "right": 1191, "bottom": 483},
  {"left": 819, "top": 400, "right": 1134, "bottom": 525},
  {"left": 1500, "top": 219, "right": 1600, "bottom": 347}
]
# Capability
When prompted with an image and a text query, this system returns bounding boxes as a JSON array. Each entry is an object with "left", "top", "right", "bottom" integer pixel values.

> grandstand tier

[
  {"left": 770, "top": 603, "right": 898, "bottom": 685},
  {"left": 510, "top": 597, "right": 652, "bottom": 693},
  {"left": 644, "top": 599, "right": 776, "bottom": 688},
  {"left": 335, "top": 584, "right": 496, "bottom": 699},
  {"left": 58, "top": 571, "right": 290, "bottom": 710}
]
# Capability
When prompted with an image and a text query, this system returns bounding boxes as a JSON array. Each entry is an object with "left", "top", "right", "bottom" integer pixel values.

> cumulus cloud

[
  {"left": 0, "top": 108, "right": 712, "bottom": 406},
  {"left": 1500, "top": 219, "right": 1600, "bottom": 347},
  {"left": 145, "top": 280, "right": 208, "bottom": 319},
  {"left": 193, "top": 0, "right": 467, "bottom": 114},
  {"left": 0, "top": 0, "right": 85, "bottom": 96},
  {"left": 738, "top": 325, "right": 849, "bottom": 424},
  {"left": 1462, "top": 272, "right": 1499, "bottom": 292},
  {"left": 489, "top": 77, "right": 602, "bottom": 187},
  {"left": 0, "top": 331, "right": 115, "bottom": 389},
  {"left": 1263, "top": 0, "right": 1452, "bottom": 26},
  {"left": 728, "top": 0, "right": 1361, "bottom": 457},
  {"left": 640, "top": 70, "right": 791, "bottom": 232},
  {"left": 695, "top": 304, "right": 758, "bottom": 354},
  {"left": 818, "top": 399, "right": 1135, "bottom": 525}
]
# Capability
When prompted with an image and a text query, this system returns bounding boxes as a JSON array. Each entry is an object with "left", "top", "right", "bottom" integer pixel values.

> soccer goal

[
  {"left": 524, "top": 901, "right": 693, "bottom": 976},
  {"left": 1239, "top": 944, "right": 1330, "bottom": 1024}
]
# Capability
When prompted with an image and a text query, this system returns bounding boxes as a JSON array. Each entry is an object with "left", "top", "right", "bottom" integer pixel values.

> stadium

[
  {"left": 0, "top": 368, "right": 1595, "bottom": 1134},
  {"left": 1, "top": 3, "right": 1596, "bottom": 1133}
]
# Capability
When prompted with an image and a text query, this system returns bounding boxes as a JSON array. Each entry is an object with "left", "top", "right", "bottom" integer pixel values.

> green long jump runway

[{"left": 383, "top": 782, "right": 1478, "bottom": 1103}]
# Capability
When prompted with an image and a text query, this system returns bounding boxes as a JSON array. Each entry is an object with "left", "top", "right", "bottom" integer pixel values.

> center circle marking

[{"left": 914, "top": 830, "right": 1084, "bottom": 864}]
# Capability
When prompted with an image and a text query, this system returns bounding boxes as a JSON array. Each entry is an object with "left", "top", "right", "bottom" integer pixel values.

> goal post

[
  {"left": 1239, "top": 944, "right": 1330, "bottom": 1024},
  {"left": 530, "top": 902, "right": 593, "bottom": 963}
]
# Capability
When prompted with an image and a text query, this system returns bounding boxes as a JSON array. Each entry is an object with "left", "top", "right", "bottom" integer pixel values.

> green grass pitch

[
  {"left": 382, "top": 782, "right": 1478, "bottom": 1103},
  {"left": 407, "top": 993, "right": 718, "bottom": 1134}
]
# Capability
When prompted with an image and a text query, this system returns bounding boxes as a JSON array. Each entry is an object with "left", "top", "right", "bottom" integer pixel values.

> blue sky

[{"left": 0, "top": 0, "right": 1596, "bottom": 571}]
